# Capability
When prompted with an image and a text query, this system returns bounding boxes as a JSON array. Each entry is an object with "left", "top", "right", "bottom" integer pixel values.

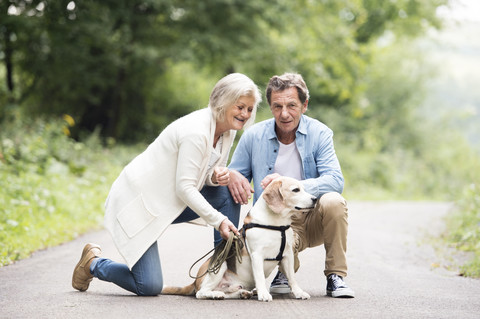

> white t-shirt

[{"left": 274, "top": 140, "right": 303, "bottom": 180}]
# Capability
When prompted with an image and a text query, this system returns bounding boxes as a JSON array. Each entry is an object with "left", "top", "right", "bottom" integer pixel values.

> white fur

[
  {"left": 198, "top": 177, "right": 314, "bottom": 301},
  {"left": 163, "top": 177, "right": 315, "bottom": 302}
]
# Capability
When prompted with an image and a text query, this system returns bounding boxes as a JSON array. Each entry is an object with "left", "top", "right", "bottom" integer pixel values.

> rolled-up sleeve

[{"left": 301, "top": 128, "right": 344, "bottom": 198}]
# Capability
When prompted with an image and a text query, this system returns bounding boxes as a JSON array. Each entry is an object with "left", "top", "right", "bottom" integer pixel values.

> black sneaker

[
  {"left": 270, "top": 271, "right": 291, "bottom": 294},
  {"left": 326, "top": 273, "right": 355, "bottom": 298}
]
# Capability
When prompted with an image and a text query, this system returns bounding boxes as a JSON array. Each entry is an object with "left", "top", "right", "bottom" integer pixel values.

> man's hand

[
  {"left": 219, "top": 218, "right": 240, "bottom": 240},
  {"left": 212, "top": 167, "right": 230, "bottom": 186},
  {"left": 260, "top": 173, "right": 281, "bottom": 189},
  {"left": 227, "top": 170, "right": 254, "bottom": 205}
]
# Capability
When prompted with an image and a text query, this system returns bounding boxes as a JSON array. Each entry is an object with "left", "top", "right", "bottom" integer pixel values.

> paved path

[{"left": 1, "top": 201, "right": 479, "bottom": 318}]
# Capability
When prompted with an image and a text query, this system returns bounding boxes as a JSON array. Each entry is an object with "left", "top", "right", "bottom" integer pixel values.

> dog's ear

[{"left": 262, "top": 179, "right": 285, "bottom": 214}]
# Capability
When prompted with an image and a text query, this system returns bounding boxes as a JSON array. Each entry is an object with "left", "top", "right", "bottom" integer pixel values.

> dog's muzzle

[{"left": 294, "top": 197, "right": 317, "bottom": 211}]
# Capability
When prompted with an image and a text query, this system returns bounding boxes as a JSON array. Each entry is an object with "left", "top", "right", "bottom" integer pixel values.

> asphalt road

[{"left": 1, "top": 201, "right": 479, "bottom": 319}]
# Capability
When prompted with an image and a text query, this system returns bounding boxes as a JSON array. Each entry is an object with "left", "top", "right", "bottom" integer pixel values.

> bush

[
  {"left": 443, "top": 184, "right": 480, "bottom": 278},
  {"left": 0, "top": 112, "right": 137, "bottom": 266}
]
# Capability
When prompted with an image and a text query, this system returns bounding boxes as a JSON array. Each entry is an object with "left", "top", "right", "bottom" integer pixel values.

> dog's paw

[
  {"left": 292, "top": 289, "right": 310, "bottom": 300},
  {"left": 211, "top": 291, "right": 226, "bottom": 300},
  {"left": 196, "top": 290, "right": 225, "bottom": 300},
  {"left": 240, "top": 289, "right": 253, "bottom": 299},
  {"left": 257, "top": 291, "right": 273, "bottom": 302}
]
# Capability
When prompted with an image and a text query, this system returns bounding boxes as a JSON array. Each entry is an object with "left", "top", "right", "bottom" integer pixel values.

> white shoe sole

[
  {"left": 270, "top": 285, "right": 291, "bottom": 294},
  {"left": 327, "top": 287, "right": 355, "bottom": 298}
]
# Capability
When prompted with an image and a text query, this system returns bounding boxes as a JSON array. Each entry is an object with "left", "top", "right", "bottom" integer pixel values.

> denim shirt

[{"left": 229, "top": 115, "right": 344, "bottom": 203}]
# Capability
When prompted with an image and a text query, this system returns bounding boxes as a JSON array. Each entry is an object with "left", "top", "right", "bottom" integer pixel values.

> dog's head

[{"left": 262, "top": 176, "right": 317, "bottom": 215}]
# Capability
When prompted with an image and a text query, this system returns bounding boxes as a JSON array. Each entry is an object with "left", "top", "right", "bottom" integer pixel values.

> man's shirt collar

[{"left": 266, "top": 115, "right": 308, "bottom": 140}]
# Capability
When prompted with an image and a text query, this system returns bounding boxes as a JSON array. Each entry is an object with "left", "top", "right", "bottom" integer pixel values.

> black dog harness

[{"left": 242, "top": 223, "right": 291, "bottom": 262}]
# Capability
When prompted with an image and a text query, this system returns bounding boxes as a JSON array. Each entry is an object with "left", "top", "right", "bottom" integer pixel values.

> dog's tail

[{"left": 161, "top": 282, "right": 196, "bottom": 296}]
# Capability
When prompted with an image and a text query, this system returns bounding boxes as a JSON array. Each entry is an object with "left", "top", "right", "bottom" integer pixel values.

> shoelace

[
  {"left": 329, "top": 275, "right": 346, "bottom": 288},
  {"left": 273, "top": 272, "right": 289, "bottom": 285}
]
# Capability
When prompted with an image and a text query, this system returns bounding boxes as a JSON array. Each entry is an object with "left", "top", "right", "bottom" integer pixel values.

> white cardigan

[{"left": 104, "top": 108, "right": 236, "bottom": 268}]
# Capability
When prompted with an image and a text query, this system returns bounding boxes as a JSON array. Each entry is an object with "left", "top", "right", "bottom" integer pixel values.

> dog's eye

[{"left": 292, "top": 188, "right": 300, "bottom": 193}]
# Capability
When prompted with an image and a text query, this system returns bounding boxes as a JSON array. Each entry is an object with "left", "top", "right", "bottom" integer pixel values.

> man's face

[{"left": 270, "top": 87, "right": 308, "bottom": 138}]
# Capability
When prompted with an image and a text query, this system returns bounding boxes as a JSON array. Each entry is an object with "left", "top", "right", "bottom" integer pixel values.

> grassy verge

[
  {"left": 0, "top": 115, "right": 141, "bottom": 266},
  {"left": 441, "top": 184, "right": 480, "bottom": 278}
]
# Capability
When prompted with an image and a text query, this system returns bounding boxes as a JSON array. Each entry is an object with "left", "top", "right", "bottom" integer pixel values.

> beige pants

[{"left": 283, "top": 192, "right": 349, "bottom": 277}]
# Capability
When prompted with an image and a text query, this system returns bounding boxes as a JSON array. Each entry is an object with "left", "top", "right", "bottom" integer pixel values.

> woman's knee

[
  {"left": 136, "top": 279, "right": 163, "bottom": 296},
  {"left": 217, "top": 187, "right": 241, "bottom": 226},
  {"left": 132, "top": 242, "right": 163, "bottom": 296}
]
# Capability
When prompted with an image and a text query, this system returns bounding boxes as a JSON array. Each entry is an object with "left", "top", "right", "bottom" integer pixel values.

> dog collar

[{"left": 242, "top": 223, "right": 291, "bottom": 262}]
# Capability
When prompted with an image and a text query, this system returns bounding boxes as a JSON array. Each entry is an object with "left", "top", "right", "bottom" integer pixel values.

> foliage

[
  {"left": 1, "top": 0, "right": 447, "bottom": 142},
  {"left": 0, "top": 0, "right": 285, "bottom": 141},
  {"left": 300, "top": 37, "right": 480, "bottom": 201},
  {"left": 443, "top": 184, "right": 480, "bottom": 278},
  {"left": 0, "top": 111, "right": 138, "bottom": 266}
]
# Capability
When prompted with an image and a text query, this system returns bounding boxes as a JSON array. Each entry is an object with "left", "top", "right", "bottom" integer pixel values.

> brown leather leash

[{"left": 188, "top": 231, "right": 244, "bottom": 279}]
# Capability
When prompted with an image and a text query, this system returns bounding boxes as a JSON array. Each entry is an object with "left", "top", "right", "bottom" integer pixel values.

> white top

[{"left": 274, "top": 140, "right": 303, "bottom": 180}]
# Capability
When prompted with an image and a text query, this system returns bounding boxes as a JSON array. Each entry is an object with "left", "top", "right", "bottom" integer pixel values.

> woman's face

[{"left": 224, "top": 95, "right": 255, "bottom": 130}]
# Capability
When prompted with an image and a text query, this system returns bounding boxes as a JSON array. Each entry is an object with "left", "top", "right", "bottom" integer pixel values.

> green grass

[
  {"left": 0, "top": 115, "right": 140, "bottom": 266},
  {"left": 0, "top": 167, "right": 109, "bottom": 264},
  {"left": 442, "top": 184, "right": 480, "bottom": 278}
]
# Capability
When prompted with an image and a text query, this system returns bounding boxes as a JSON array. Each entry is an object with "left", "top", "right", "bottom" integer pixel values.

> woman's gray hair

[
  {"left": 266, "top": 73, "right": 310, "bottom": 105},
  {"left": 209, "top": 73, "right": 262, "bottom": 128}
]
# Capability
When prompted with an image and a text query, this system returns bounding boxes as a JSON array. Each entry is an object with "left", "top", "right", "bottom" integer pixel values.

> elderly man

[{"left": 227, "top": 73, "right": 354, "bottom": 298}]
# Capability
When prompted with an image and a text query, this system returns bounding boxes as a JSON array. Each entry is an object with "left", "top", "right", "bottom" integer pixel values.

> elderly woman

[{"left": 72, "top": 73, "right": 261, "bottom": 296}]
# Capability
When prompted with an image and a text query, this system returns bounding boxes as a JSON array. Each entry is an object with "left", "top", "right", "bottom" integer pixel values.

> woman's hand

[
  {"left": 227, "top": 170, "right": 254, "bottom": 205},
  {"left": 212, "top": 167, "right": 230, "bottom": 186},
  {"left": 219, "top": 218, "right": 240, "bottom": 240}
]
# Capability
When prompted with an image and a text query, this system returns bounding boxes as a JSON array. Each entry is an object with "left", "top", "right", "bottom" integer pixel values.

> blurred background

[{"left": 1, "top": 0, "right": 479, "bottom": 275}]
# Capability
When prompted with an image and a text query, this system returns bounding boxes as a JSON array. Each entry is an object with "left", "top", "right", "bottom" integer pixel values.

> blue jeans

[{"left": 91, "top": 185, "right": 238, "bottom": 296}]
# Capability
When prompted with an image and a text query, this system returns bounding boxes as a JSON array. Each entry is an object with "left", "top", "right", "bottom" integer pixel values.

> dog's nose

[{"left": 311, "top": 197, "right": 318, "bottom": 204}]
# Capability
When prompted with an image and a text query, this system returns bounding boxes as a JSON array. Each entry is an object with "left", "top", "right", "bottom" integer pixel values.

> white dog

[{"left": 162, "top": 176, "right": 316, "bottom": 301}]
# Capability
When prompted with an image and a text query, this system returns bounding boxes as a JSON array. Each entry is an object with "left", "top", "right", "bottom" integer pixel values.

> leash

[
  {"left": 189, "top": 231, "right": 244, "bottom": 279},
  {"left": 242, "top": 223, "right": 290, "bottom": 262}
]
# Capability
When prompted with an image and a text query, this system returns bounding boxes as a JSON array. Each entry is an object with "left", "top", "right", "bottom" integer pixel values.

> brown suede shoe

[{"left": 72, "top": 243, "right": 101, "bottom": 291}]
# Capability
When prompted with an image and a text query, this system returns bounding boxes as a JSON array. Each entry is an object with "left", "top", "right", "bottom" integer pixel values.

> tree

[
  {"left": 1, "top": 0, "right": 448, "bottom": 142},
  {"left": 1, "top": 0, "right": 288, "bottom": 140}
]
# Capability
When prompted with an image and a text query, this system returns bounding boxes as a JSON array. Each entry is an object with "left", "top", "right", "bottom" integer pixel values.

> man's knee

[{"left": 319, "top": 192, "right": 347, "bottom": 219}]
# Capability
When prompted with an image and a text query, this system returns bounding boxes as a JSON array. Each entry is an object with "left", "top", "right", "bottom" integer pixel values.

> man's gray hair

[{"left": 266, "top": 73, "right": 310, "bottom": 105}]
